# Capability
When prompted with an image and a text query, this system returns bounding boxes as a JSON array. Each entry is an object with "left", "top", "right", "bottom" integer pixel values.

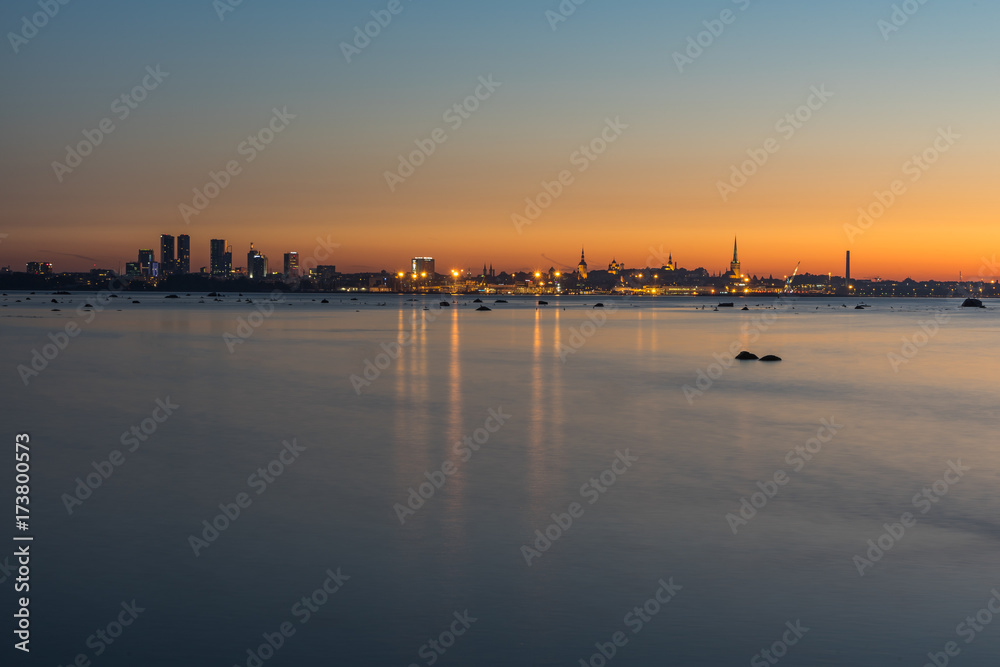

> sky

[{"left": 1, "top": 0, "right": 998, "bottom": 280}]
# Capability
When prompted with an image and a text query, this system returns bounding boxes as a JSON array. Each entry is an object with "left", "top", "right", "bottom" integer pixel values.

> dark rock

[
  {"left": 961, "top": 298, "right": 985, "bottom": 308},
  {"left": 538, "top": 300, "right": 549, "bottom": 305},
  {"left": 440, "top": 302, "right": 451, "bottom": 307},
  {"left": 476, "top": 306, "right": 492, "bottom": 311},
  {"left": 759, "top": 355, "right": 782, "bottom": 362},
  {"left": 321, "top": 299, "right": 329, "bottom": 304},
  {"left": 165, "top": 294, "right": 179, "bottom": 299},
  {"left": 594, "top": 303, "right": 605, "bottom": 308},
  {"left": 735, "top": 351, "right": 759, "bottom": 360},
  {"left": 473, "top": 298, "right": 483, "bottom": 303},
  {"left": 718, "top": 302, "right": 734, "bottom": 308}
]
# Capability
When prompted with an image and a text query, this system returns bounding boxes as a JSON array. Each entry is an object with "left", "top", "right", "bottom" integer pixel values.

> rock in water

[
  {"left": 961, "top": 298, "right": 985, "bottom": 308},
  {"left": 759, "top": 355, "right": 782, "bottom": 362},
  {"left": 735, "top": 351, "right": 759, "bottom": 360}
]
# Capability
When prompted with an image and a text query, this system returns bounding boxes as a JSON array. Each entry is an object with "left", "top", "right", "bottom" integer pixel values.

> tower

[
  {"left": 577, "top": 248, "right": 588, "bottom": 280},
  {"left": 729, "top": 237, "right": 741, "bottom": 279},
  {"left": 177, "top": 234, "right": 190, "bottom": 274},
  {"left": 160, "top": 234, "right": 175, "bottom": 275},
  {"left": 846, "top": 251, "right": 851, "bottom": 281},
  {"left": 210, "top": 239, "right": 227, "bottom": 276}
]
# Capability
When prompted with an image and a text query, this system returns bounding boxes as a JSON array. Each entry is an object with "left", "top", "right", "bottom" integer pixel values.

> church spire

[{"left": 733, "top": 236, "right": 739, "bottom": 263}]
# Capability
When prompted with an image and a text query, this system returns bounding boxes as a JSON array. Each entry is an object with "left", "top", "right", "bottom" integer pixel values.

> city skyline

[
  {"left": 4, "top": 228, "right": 995, "bottom": 284},
  {"left": 2, "top": 3, "right": 998, "bottom": 282}
]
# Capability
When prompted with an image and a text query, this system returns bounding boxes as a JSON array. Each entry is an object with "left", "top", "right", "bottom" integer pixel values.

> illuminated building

[
  {"left": 177, "top": 234, "right": 190, "bottom": 274},
  {"left": 138, "top": 249, "right": 154, "bottom": 277},
  {"left": 577, "top": 248, "right": 588, "bottom": 280},
  {"left": 728, "top": 237, "right": 742, "bottom": 280},
  {"left": 248, "top": 243, "right": 268, "bottom": 280},
  {"left": 26, "top": 262, "right": 52, "bottom": 275},
  {"left": 284, "top": 252, "right": 299, "bottom": 277},
  {"left": 210, "top": 239, "right": 228, "bottom": 276},
  {"left": 412, "top": 257, "right": 435, "bottom": 277},
  {"left": 160, "top": 234, "right": 175, "bottom": 275}
]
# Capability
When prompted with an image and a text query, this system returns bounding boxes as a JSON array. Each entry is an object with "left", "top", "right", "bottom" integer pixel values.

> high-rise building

[
  {"left": 160, "top": 234, "right": 175, "bottom": 275},
  {"left": 210, "top": 239, "right": 227, "bottom": 276},
  {"left": 248, "top": 243, "right": 268, "bottom": 280},
  {"left": 283, "top": 252, "right": 299, "bottom": 277},
  {"left": 26, "top": 262, "right": 52, "bottom": 275},
  {"left": 412, "top": 257, "right": 435, "bottom": 278},
  {"left": 177, "top": 234, "right": 190, "bottom": 274},
  {"left": 138, "top": 249, "right": 154, "bottom": 277}
]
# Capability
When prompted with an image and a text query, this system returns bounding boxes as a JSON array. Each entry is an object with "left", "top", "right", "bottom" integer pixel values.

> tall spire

[
  {"left": 733, "top": 237, "right": 739, "bottom": 263},
  {"left": 581, "top": 247, "right": 586, "bottom": 263}
]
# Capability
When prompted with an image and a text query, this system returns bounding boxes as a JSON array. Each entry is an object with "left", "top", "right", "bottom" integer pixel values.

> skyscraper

[
  {"left": 284, "top": 252, "right": 299, "bottom": 277},
  {"left": 160, "top": 234, "right": 175, "bottom": 275},
  {"left": 177, "top": 234, "right": 190, "bottom": 274},
  {"left": 210, "top": 239, "right": 227, "bottom": 276},
  {"left": 138, "top": 249, "right": 154, "bottom": 277},
  {"left": 248, "top": 243, "right": 268, "bottom": 280}
]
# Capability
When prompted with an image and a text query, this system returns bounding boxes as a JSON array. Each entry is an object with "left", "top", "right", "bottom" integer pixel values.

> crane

[{"left": 783, "top": 262, "right": 801, "bottom": 294}]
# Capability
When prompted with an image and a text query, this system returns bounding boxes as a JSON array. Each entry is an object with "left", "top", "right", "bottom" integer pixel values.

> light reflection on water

[{"left": 0, "top": 294, "right": 997, "bottom": 666}]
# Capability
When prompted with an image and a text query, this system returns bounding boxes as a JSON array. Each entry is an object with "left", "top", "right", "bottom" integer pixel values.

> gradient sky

[{"left": 1, "top": 0, "right": 998, "bottom": 280}]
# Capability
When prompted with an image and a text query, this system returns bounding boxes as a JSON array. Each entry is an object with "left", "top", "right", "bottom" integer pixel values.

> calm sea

[{"left": 2, "top": 292, "right": 998, "bottom": 666}]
